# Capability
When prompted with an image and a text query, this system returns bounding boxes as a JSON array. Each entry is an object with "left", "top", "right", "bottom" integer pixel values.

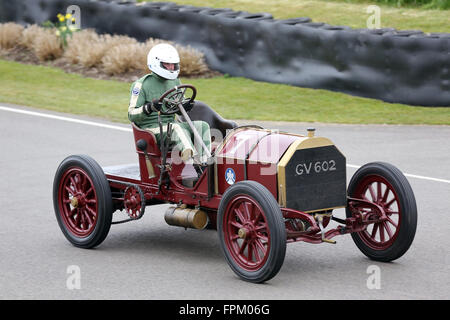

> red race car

[{"left": 53, "top": 85, "right": 417, "bottom": 283}]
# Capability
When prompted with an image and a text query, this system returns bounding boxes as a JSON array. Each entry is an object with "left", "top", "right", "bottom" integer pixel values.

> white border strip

[
  {"left": 1, "top": 105, "right": 449, "bottom": 184},
  {"left": 0, "top": 105, "right": 132, "bottom": 132},
  {"left": 346, "top": 164, "right": 450, "bottom": 184}
]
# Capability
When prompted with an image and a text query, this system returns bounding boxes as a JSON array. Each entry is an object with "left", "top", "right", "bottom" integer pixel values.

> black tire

[
  {"left": 346, "top": 162, "right": 417, "bottom": 262},
  {"left": 217, "top": 181, "right": 286, "bottom": 283},
  {"left": 53, "top": 155, "right": 113, "bottom": 249}
]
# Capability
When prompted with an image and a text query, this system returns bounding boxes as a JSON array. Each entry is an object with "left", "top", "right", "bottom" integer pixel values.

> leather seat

[{"left": 178, "top": 101, "right": 238, "bottom": 139}]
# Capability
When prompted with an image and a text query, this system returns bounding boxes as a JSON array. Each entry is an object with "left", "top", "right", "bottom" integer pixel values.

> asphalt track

[{"left": 0, "top": 104, "right": 449, "bottom": 300}]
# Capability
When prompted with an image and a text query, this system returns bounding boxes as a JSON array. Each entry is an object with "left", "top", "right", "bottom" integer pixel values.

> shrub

[
  {"left": 64, "top": 29, "right": 99, "bottom": 64},
  {"left": 176, "top": 44, "right": 209, "bottom": 77},
  {"left": 4, "top": 22, "right": 211, "bottom": 77},
  {"left": 20, "top": 24, "right": 44, "bottom": 50},
  {"left": 102, "top": 42, "right": 142, "bottom": 75},
  {"left": 0, "top": 23, "right": 24, "bottom": 49},
  {"left": 78, "top": 38, "right": 108, "bottom": 67},
  {"left": 32, "top": 28, "right": 63, "bottom": 61},
  {"left": 103, "top": 34, "right": 139, "bottom": 48},
  {"left": 66, "top": 30, "right": 108, "bottom": 67},
  {"left": 65, "top": 31, "right": 140, "bottom": 68}
]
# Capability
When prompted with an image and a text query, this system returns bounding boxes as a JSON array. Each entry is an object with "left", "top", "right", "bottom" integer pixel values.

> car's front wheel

[
  {"left": 346, "top": 162, "right": 417, "bottom": 262},
  {"left": 217, "top": 181, "right": 286, "bottom": 283}
]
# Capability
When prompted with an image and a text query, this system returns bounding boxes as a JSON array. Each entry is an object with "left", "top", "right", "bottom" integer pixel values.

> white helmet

[{"left": 147, "top": 43, "right": 180, "bottom": 80}]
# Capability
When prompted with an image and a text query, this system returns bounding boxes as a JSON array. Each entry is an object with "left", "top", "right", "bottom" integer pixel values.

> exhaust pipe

[{"left": 164, "top": 206, "right": 209, "bottom": 230}]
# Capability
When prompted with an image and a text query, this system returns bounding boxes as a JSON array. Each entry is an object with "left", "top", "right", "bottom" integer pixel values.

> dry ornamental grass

[
  {"left": 62, "top": 30, "right": 210, "bottom": 76},
  {"left": 102, "top": 43, "right": 142, "bottom": 75},
  {"left": 1, "top": 23, "right": 62, "bottom": 61},
  {"left": 0, "top": 23, "right": 24, "bottom": 50},
  {"left": 20, "top": 24, "right": 43, "bottom": 50},
  {"left": 63, "top": 29, "right": 100, "bottom": 65},
  {"left": 33, "top": 28, "right": 63, "bottom": 61},
  {"left": 176, "top": 44, "right": 209, "bottom": 77},
  {"left": 0, "top": 23, "right": 211, "bottom": 78}
]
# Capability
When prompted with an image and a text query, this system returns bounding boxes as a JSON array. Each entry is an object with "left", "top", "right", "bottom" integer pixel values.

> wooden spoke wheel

[
  {"left": 53, "top": 155, "right": 113, "bottom": 248},
  {"left": 218, "top": 181, "right": 286, "bottom": 283},
  {"left": 346, "top": 162, "right": 417, "bottom": 262}
]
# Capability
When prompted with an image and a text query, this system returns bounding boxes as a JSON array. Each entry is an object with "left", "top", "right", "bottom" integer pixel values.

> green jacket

[{"left": 128, "top": 73, "right": 181, "bottom": 129}]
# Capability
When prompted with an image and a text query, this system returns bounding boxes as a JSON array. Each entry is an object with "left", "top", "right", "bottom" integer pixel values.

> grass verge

[
  {"left": 328, "top": 0, "right": 449, "bottom": 10},
  {"left": 147, "top": 0, "right": 450, "bottom": 33},
  {"left": 1, "top": 59, "right": 449, "bottom": 125}
]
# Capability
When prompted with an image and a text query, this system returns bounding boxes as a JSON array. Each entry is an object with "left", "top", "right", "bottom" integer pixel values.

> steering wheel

[{"left": 158, "top": 84, "right": 197, "bottom": 115}]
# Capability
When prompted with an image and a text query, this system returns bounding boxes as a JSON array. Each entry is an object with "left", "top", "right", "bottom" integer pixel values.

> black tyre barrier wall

[{"left": 1, "top": 0, "right": 449, "bottom": 106}]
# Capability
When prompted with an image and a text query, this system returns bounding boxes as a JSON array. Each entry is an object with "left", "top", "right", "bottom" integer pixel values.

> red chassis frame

[
  {"left": 104, "top": 124, "right": 383, "bottom": 245},
  {"left": 282, "top": 197, "right": 387, "bottom": 244}
]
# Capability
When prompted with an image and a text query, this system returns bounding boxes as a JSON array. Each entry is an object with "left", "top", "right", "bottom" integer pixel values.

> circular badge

[
  {"left": 225, "top": 168, "right": 236, "bottom": 185},
  {"left": 132, "top": 86, "right": 140, "bottom": 96}
]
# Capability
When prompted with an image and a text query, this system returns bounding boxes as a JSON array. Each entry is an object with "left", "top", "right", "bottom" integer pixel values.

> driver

[{"left": 128, "top": 43, "right": 211, "bottom": 164}]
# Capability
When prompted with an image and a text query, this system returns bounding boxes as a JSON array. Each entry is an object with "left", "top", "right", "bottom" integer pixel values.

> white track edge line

[
  {"left": 0, "top": 105, "right": 132, "bottom": 132},
  {"left": 1, "top": 105, "right": 449, "bottom": 184}
]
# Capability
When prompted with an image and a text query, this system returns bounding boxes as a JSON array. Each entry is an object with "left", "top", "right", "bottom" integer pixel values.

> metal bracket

[{"left": 315, "top": 213, "right": 336, "bottom": 244}]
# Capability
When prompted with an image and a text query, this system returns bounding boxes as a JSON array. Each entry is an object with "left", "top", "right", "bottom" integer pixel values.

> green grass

[
  {"left": 1, "top": 59, "right": 449, "bottom": 125},
  {"left": 329, "top": 0, "right": 449, "bottom": 9},
  {"left": 141, "top": 0, "right": 450, "bottom": 33}
]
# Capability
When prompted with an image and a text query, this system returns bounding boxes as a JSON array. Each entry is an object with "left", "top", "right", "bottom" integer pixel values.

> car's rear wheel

[
  {"left": 53, "top": 155, "right": 113, "bottom": 248},
  {"left": 346, "top": 162, "right": 417, "bottom": 262},
  {"left": 218, "top": 181, "right": 286, "bottom": 283}
]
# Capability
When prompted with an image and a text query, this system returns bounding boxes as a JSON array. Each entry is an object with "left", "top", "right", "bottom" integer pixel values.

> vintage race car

[{"left": 53, "top": 85, "right": 417, "bottom": 283}]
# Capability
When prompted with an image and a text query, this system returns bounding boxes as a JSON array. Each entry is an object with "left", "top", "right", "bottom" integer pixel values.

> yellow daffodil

[
  {"left": 71, "top": 17, "right": 76, "bottom": 22},
  {"left": 65, "top": 13, "right": 72, "bottom": 19},
  {"left": 58, "top": 16, "right": 65, "bottom": 22},
  {"left": 57, "top": 13, "right": 63, "bottom": 18}
]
